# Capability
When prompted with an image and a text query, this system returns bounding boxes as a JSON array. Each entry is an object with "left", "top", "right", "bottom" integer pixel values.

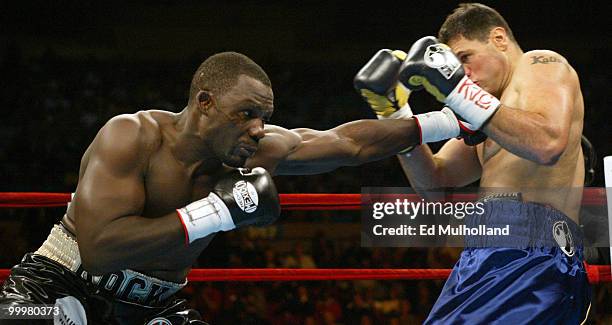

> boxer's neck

[
  {"left": 498, "top": 44, "right": 524, "bottom": 96},
  {"left": 171, "top": 106, "right": 218, "bottom": 167}
]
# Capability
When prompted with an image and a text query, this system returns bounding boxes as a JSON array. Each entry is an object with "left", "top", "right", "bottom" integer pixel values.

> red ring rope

[
  {"left": 0, "top": 266, "right": 609, "bottom": 283},
  {"left": 0, "top": 189, "right": 608, "bottom": 209}
]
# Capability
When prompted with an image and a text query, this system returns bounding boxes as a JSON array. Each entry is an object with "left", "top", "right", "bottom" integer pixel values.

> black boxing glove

[
  {"left": 353, "top": 49, "right": 412, "bottom": 119},
  {"left": 176, "top": 167, "right": 280, "bottom": 245},
  {"left": 452, "top": 112, "right": 488, "bottom": 145},
  {"left": 460, "top": 121, "right": 488, "bottom": 145},
  {"left": 355, "top": 48, "right": 486, "bottom": 146},
  {"left": 398, "top": 36, "right": 501, "bottom": 129},
  {"left": 212, "top": 167, "right": 280, "bottom": 227}
]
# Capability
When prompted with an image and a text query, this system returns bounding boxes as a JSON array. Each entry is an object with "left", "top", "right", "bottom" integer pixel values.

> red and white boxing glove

[
  {"left": 355, "top": 48, "right": 486, "bottom": 147},
  {"left": 399, "top": 36, "right": 501, "bottom": 129}
]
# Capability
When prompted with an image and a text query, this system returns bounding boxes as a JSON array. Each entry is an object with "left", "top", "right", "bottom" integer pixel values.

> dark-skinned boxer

[{"left": 0, "top": 51, "right": 470, "bottom": 324}]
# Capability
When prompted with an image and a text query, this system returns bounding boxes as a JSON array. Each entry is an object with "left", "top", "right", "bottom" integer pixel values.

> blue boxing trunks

[{"left": 425, "top": 194, "right": 591, "bottom": 325}]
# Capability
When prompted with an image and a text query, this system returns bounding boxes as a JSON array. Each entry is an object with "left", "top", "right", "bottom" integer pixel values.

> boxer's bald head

[
  {"left": 438, "top": 3, "right": 516, "bottom": 45},
  {"left": 189, "top": 52, "right": 271, "bottom": 103}
]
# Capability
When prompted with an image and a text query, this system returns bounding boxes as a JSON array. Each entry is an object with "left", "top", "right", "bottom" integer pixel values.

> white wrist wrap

[
  {"left": 414, "top": 107, "right": 460, "bottom": 144},
  {"left": 177, "top": 192, "right": 235, "bottom": 244},
  {"left": 445, "top": 75, "right": 501, "bottom": 129}
]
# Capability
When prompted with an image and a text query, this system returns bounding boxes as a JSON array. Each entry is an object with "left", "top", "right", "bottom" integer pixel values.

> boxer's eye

[{"left": 242, "top": 110, "right": 254, "bottom": 118}]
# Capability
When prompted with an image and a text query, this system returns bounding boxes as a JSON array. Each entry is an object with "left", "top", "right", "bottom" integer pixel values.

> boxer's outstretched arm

[
  {"left": 74, "top": 115, "right": 187, "bottom": 274},
  {"left": 247, "top": 118, "right": 419, "bottom": 175}
]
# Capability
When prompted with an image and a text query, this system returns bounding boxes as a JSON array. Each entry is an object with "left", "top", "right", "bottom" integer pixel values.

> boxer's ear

[
  {"left": 490, "top": 27, "right": 508, "bottom": 51},
  {"left": 198, "top": 91, "right": 211, "bottom": 104},
  {"left": 197, "top": 90, "right": 213, "bottom": 114}
]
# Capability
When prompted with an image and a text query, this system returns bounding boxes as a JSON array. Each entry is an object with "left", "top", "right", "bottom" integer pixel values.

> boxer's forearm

[
  {"left": 398, "top": 138, "right": 481, "bottom": 191},
  {"left": 268, "top": 119, "right": 420, "bottom": 176},
  {"left": 397, "top": 145, "right": 443, "bottom": 191},
  {"left": 483, "top": 105, "right": 567, "bottom": 165},
  {"left": 334, "top": 118, "right": 420, "bottom": 164},
  {"left": 80, "top": 212, "right": 189, "bottom": 274},
  {"left": 396, "top": 146, "right": 463, "bottom": 201}
]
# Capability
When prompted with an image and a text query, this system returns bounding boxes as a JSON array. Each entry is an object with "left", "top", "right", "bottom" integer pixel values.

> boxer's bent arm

[
  {"left": 397, "top": 139, "right": 481, "bottom": 192},
  {"left": 482, "top": 51, "right": 575, "bottom": 165},
  {"left": 74, "top": 115, "right": 186, "bottom": 274},
  {"left": 248, "top": 119, "right": 419, "bottom": 175}
]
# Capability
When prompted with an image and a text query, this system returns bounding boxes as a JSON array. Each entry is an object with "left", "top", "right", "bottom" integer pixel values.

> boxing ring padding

[{"left": 0, "top": 191, "right": 610, "bottom": 284}]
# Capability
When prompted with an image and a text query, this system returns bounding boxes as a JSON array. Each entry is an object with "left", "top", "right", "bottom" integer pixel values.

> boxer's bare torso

[
  {"left": 62, "top": 111, "right": 226, "bottom": 282},
  {"left": 475, "top": 50, "right": 584, "bottom": 220},
  {"left": 399, "top": 45, "right": 586, "bottom": 221}
]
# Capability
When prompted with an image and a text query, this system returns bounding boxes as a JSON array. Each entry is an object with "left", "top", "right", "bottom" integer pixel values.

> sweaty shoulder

[
  {"left": 514, "top": 50, "right": 578, "bottom": 88},
  {"left": 92, "top": 111, "right": 162, "bottom": 174}
]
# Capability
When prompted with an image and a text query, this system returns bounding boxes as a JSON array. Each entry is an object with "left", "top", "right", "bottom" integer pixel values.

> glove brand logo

[
  {"left": 146, "top": 317, "right": 172, "bottom": 325},
  {"left": 424, "top": 45, "right": 446, "bottom": 68},
  {"left": 552, "top": 221, "right": 575, "bottom": 257},
  {"left": 456, "top": 78, "right": 494, "bottom": 109},
  {"left": 233, "top": 180, "right": 259, "bottom": 213},
  {"left": 424, "top": 44, "right": 460, "bottom": 80},
  {"left": 76, "top": 266, "right": 178, "bottom": 305}
]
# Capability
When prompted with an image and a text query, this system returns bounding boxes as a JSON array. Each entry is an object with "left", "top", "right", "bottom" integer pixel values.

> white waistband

[
  {"left": 35, "top": 224, "right": 82, "bottom": 272},
  {"left": 35, "top": 224, "right": 186, "bottom": 305}
]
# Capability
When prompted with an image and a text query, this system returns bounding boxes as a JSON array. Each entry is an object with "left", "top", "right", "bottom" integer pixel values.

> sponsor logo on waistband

[
  {"left": 552, "top": 221, "right": 575, "bottom": 257},
  {"left": 76, "top": 267, "right": 179, "bottom": 306}
]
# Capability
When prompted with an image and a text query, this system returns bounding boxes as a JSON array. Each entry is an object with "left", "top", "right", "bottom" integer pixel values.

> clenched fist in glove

[
  {"left": 398, "top": 36, "right": 501, "bottom": 130},
  {"left": 177, "top": 167, "right": 280, "bottom": 245},
  {"left": 354, "top": 48, "right": 487, "bottom": 146}
]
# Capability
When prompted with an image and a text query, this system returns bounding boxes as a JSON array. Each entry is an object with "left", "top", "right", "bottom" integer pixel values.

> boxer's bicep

[
  {"left": 517, "top": 52, "right": 574, "bottom": 141},
  {"left": 484, "top": 52, "right": 576, "bottom": 164},
  {"left": 74, "top": 116, "right": 147, "bottom": 250}
]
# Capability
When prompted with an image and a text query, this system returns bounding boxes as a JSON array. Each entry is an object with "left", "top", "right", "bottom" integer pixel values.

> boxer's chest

[
  {"left": 478, "top": 84, "right": 521, "bottom": 163},
  {"left": 142, "top": 148, "right": 227, "bottom": 217}
]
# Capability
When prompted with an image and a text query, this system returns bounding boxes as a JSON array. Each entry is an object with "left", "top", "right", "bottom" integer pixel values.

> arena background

[{"left": 1, "top": 1, "right": 610, "bottom": 323}]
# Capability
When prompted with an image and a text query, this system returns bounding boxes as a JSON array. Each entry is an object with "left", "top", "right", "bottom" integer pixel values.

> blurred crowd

[
  {"left": 0, "top": 46, "right": 610, "bottom": 323},
  {"left": 181, "top": 231, "right": 462, "bottom": 325}
]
